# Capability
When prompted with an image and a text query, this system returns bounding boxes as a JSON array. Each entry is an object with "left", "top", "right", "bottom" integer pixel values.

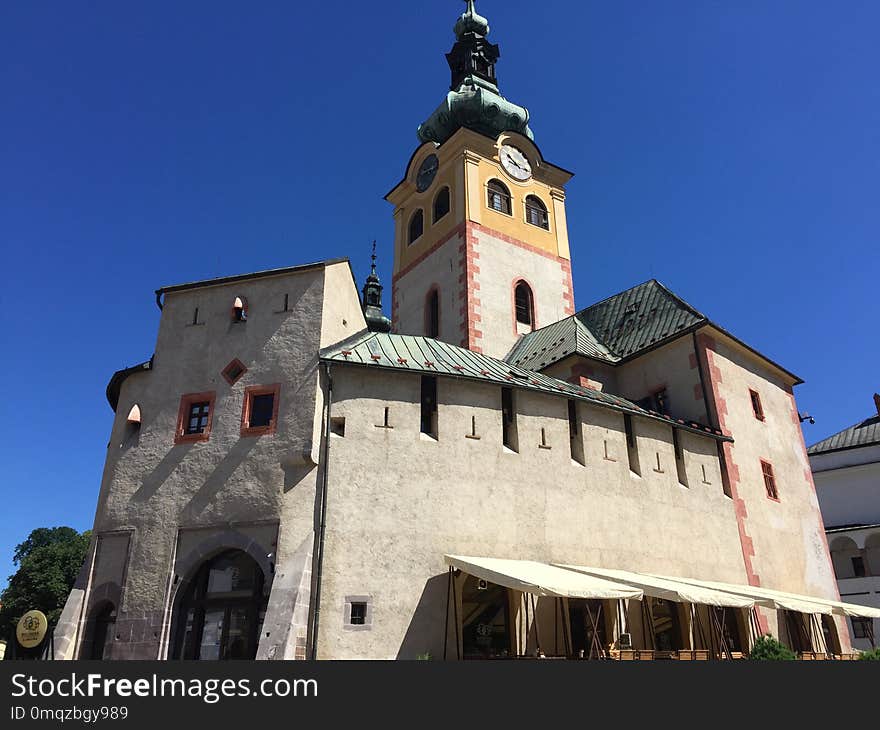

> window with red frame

[
  {"left": 750, "top": 390, "right": 765, "bottom": 421},
  {"left": 175, "top": 392, "right": 216, "bottom": 444},
  {"left": 761, "top": 460, "right": 778, "bottom": 500},
  {"left": 241, "top": 384, "right": 280, "bottom": 436}
]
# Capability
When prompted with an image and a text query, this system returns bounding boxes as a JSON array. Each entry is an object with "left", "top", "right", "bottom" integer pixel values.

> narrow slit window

[
  {"left": 672, "top": 429, "right": 689, "bottom": 487},
  {"left": 426, "top": 289, "right": 440, "bottom": 338},
  {"left": 420, "top": 376, "right": 438, "bottom": 438},
  {"left": 568, "top": 400, "right": 585, "bottom": 465},
  {"left": 192, "top": 307, "right": 200, "bottom": 326},
  {"left": 501, "top": 387, "right": 518, "bottom": 452},
  {"left": 624, "top": 414, "right": 640, "bottom": 475}
]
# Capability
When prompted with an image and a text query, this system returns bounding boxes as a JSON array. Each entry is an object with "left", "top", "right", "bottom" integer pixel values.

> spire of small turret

[
  {"left": 361, "top": 241, "right": 392, "bottom": 333},
  {"left": 454, "top": 0, "right": 490, "bottom": 39}
]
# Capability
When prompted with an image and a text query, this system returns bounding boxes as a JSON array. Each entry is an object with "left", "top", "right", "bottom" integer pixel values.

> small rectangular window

[
  {"left": 250, "top": 394, "right": 275, "bottom": 428},
  {"left": 241, "top": 384, "right": 281, "bottom": 436},
  {"left": 851, "top": 556, "right": 866, "bottom": 578},
  {"left": 175, "top": 392, "right": 216, "bottom": 444},
  {"left": 750, "top": 390, "right": 765, "bottom": 421},
  {"left": 186, "top": 402, "right": 211, "bottom": 435},
  {"left": 350, "top": 602, "right": 367, "bottom": 626},
  {"left": 420, "top": 376, "right": 438, "bottom": 438},
  {"left": 761, "top": 460, "right": 778, "bottom": 500}
]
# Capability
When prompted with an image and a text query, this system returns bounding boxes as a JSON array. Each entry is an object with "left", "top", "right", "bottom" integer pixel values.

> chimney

[{"left": 875, "top": 393, "right": 880, "bottom": 416}]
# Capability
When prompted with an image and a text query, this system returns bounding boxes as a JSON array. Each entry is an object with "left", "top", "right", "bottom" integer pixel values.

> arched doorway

[
  {"left": 171, "top": 550, "right": 267, "bottom": 660},
  {"left": 86, "top": 602, "right": 116, "bottom": 660}
]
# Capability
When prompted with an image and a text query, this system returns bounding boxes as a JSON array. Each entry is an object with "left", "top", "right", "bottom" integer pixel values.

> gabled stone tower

[{"left": 386, "top": 1, "right": 576, "bottom": 359}]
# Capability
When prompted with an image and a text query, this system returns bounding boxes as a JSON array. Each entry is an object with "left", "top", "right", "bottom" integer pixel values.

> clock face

[
  {"left": 416, "top": 154, "right": 439, "bottom": 192},
  {"left": 500, "top": 145, "right": 532, "bottom": 181}
]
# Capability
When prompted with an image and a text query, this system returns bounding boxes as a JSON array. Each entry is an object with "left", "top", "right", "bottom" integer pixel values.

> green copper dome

[{"left": 417, "top": 1, "right": 533, "bottom": 146}]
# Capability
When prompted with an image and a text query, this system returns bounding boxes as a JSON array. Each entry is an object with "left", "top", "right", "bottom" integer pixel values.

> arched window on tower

[
  {"left": 425, "top": 289, "right": 440, "bottom": 338},
  {"left": 408, "top": 209, "right": 424, "bottom": 245},
  {"left": 433, "top": 187, "right": 450, "bottom": 223},
  {"left": 514, "top": 280, "right": 535, "bottom": 331},
  {"left": 487, "top": 180, "right": 512, "bottom": 215},
  {"left": 525, "top": 195, "right": 549, "bottom": 230}
]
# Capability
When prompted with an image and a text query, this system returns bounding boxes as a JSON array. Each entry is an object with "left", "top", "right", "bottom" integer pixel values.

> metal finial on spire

[{"left": 370, "top": 240, "right": 377, "bottom": 276}]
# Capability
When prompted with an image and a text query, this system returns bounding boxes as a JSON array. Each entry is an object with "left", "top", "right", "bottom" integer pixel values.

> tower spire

[
  {"left": 361, "top": 241, "right": 392, "bottom": 333},
  {"left": 417, "top": 1, "right": 532, "bottom": 145}
]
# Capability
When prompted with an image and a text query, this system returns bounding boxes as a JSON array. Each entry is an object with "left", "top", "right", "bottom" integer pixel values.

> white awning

[
  {"left": 444, "top": 555, "right": 643, "bottom": 600},
  {"left": 556, "top": 564, "right": 756, "bottom": 609},
  {"left": 648, "top": 574, "right": 841, "bottom": 616}
]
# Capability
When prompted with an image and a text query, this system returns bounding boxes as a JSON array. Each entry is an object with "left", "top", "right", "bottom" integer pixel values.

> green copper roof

[
  {"left": 506, "top": 280, "right": 706, "bottom": 370},
  {"left": 320, "top": 330, "right": 729, "bottom": 442}
]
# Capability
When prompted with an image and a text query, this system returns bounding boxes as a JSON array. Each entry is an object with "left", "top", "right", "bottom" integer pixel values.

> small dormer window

[{"left": 232, "top": 297, "right": 248, "bottom": 322}]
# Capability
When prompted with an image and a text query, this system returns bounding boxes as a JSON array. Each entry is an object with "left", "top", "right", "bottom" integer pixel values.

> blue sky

[{"left": 2, "top": 0, "right": 878, "bottom": 588}]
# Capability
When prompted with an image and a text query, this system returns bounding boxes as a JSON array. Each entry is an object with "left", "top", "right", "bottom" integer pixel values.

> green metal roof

[
  {"left": 320, "top": 330, "right": 729, "bottom": 442},
  {"left": 506, "top": 279, "right": 706, "bottom": 369},
  {"left": 808, "top": 415, "right": 880, "bottom": 456}
]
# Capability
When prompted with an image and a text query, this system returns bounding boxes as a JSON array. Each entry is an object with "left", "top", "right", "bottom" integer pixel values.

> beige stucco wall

[
  {"left": 616, "top": 335, "right": 710, "bottom": 424},
  {"left": 315, "top": 365, "right": 746, "bottom": 659},
  {"left": 393, "top": 229, "right": 466, "bottom": 343},
  {"left": 699, "top": 331, "right": 842, "bottom": 646},
  {"left": 471, "top": 228, "right": 574, "bottom": 359}
]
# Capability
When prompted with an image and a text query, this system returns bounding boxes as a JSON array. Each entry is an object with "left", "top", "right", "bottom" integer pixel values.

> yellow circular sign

[{"left": 16, "top": 610, "right": 48, "bottom": 649}]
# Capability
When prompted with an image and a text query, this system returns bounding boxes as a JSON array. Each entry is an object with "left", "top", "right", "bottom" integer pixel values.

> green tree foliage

[
  {"left": 748, "top": 634, "right": 797, "bottom": 660},
  {"left": 858, "top": 647, "right": 880, "bottom": 661},
  {"left": 0, "top": 527, "right": 91, "bottom": 641}
]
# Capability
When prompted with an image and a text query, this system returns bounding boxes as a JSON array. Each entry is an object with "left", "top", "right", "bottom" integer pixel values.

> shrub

[
  {"left": 748, "top": 635, "right": 796, "bottom": 660},
  {"left": 858, "top": 648, "right": 880, "bottom": 661}
]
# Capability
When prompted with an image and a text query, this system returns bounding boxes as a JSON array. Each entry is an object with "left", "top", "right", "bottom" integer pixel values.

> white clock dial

[{"left": 500, "top": 145, "right": 532, "bottom": 181}]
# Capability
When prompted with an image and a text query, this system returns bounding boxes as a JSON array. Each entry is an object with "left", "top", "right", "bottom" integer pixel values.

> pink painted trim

[{"left": 697, "top": 333, "right": 767, "bottom": 633}]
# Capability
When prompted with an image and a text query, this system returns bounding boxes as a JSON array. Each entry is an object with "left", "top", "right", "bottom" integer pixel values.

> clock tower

[{"left": 386, "top": 1, "right": 576, "bottom": 359}]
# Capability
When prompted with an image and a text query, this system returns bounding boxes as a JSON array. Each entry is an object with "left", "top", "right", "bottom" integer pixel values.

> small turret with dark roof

[
  {"left": 418, "top": 0, "right": 533, "bottom": 145},
  {"left": 361, "top": 242, "right": 392, "bottom": 333}
]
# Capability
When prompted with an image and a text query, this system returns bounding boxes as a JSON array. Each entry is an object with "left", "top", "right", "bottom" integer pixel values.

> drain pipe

[{"left": 309, "top": 362, "right": 333, "bottom": 660}]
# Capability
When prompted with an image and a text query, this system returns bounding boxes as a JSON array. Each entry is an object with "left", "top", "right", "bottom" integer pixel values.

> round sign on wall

[{"left": 16, "top": 610, "right": 48, "bottom": 649}]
